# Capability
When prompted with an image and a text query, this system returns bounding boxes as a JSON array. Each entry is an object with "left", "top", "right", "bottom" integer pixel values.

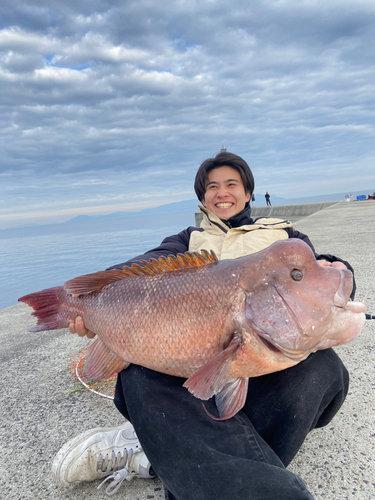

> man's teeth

[{"left": 216, "top": 203, "right": 233, "bottom": 208}]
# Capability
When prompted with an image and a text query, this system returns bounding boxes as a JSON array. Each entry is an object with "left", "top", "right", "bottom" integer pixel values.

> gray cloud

[{"left": 0, "top": 0, "right": 374, "bottom": 228}]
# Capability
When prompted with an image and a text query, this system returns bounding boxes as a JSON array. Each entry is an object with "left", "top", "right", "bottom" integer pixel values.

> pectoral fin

[
  {"left": 183, "top": 333, "right": 243, "bottom": 400},
  {"left": 83, "top": 338, "right": 129, "bottom": 380}
]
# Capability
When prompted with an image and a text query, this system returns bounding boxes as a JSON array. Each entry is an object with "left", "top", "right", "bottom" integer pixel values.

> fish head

[{"left": 243, "top": 239, "right": 366, "bottom": 360}]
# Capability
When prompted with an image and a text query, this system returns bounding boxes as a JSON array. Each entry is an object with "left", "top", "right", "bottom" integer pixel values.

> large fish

[{"left": 19, "top": 239, "right": 366, "bottom": 419}]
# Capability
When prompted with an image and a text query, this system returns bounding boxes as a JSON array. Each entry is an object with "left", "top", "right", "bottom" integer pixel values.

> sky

[{"left": 0, "top": 0, "right": 374, "bottom": 229}]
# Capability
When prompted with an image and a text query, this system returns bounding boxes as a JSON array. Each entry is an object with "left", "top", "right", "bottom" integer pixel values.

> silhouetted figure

[{"left": 265, "top": 191, "right": 271, "bottom": 206}]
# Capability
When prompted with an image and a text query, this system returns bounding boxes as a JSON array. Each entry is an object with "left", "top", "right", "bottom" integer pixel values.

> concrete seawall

[
  {"left": 195, "top": 200, "right": 340, "bottom": 226},
  {"left": 250, "top": 201, "right": 339, "bottom": 219},
  {"left": 1, "top": 200, "right": 375, "bottom": 499}
]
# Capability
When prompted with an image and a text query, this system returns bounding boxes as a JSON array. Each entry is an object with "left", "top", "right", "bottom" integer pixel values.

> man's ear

[{"left": 201, "top": 199, "right": 206, "bottom": 207}]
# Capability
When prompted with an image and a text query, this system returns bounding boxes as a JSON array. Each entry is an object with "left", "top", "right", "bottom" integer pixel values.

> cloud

[{"left": 0, "top": 0, "right": 374, "bottom": 228}]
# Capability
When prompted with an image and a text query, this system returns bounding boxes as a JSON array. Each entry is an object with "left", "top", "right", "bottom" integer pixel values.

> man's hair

[{"left": 194, "top": 152, "right": 255, "bottom": 202}]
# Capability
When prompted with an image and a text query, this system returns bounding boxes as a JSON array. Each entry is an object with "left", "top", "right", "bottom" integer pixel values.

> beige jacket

[{"left": 189, "top": 206, "right": 294, "bottom": 260}]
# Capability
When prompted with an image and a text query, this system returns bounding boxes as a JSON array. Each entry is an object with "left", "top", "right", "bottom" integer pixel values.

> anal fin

[{"left": 83, "top": 338, "right": 129, "bottom": 380}]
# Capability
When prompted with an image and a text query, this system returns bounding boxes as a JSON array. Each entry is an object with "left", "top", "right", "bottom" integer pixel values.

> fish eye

[{"left": 291, "top": 269, "right": 303, "bottom": 281}]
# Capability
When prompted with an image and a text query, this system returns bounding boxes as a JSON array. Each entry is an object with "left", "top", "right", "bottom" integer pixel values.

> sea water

[{"left": 0, "top": 211, "right": 195, "bottom": 310}]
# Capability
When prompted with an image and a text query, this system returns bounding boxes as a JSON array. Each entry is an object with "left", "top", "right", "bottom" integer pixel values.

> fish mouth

[
  {"left": 338, "top": 300, "right": 366, "bottom": 314},
  {"left": 333, "top": 270, "right": 366, "bottom": 314}
]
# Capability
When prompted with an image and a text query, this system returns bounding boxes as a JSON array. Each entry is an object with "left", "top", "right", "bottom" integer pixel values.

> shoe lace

[
  {"left": 96, "top": 447, "right": 141, "bottom": 496},
  {"left": 97, "top": 467, "right": 136, "bottom": 496}
]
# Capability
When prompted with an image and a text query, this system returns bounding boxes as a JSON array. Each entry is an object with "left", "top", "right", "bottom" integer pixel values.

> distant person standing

[
  {"left": 265, "top": 191, "right": 271, "bottom": 206},
  {"left": 251, "top": 193, "right": 255, "bottom": 207}
]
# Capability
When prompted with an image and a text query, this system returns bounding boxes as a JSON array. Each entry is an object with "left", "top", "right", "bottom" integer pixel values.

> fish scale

[{"left": 84, "top": 267, "right": 234, "bottom": 377}]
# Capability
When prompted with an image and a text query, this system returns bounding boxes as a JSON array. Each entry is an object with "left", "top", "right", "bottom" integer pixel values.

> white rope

[{"left": 75, "top": 363, "right": 114, "bottom": 400}]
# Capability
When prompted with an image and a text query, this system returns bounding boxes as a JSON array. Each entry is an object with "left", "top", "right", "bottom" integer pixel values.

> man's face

[{"left": 202, "top": 166, "right": 251, "bottom": 220}]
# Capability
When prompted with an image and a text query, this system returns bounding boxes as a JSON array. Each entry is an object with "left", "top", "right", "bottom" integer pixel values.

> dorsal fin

[{"left": 64, "top": 250, "right": 218, "bottom": 295}]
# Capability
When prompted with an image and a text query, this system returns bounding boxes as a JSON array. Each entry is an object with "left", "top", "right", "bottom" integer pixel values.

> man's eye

[{"left": 291, "top": 269, "right": 303, "bottom": 281}]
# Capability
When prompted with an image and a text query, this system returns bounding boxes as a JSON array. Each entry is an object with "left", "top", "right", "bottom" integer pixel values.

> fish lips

[{"left": 314, "top": 300, "right": 366, "bottom": 349}]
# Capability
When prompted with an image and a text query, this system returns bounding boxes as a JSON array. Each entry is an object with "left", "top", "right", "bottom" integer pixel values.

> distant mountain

[
  {"left": 65, "top": 196, "right": 285, "bottom": 224},
  {"left": 65, "top": 199, "right": 200, "bottom": 223},
  {"left": 66, "top": 215, "right": 97, "bottom": 223},
  {"left": 138, "top": 199, "right": 201, "bottom": 215}
]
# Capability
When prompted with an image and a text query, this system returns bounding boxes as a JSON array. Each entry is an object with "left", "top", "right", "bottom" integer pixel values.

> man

[
  {"left": 53, "top": 152, "right": 351, "bottom": 499},
  {"left": 265, "top": 191, "right": 271, "bottom": 206}
]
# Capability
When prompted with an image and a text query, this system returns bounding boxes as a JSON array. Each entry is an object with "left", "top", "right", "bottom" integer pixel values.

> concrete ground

[{"left": 0, "top": 200, "right": 374, "bottom": 499}]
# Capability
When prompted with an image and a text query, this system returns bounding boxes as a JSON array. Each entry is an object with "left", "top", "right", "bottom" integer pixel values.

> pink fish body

[{"left": 19, "top": 239, "right": 366, "bottom": 419}]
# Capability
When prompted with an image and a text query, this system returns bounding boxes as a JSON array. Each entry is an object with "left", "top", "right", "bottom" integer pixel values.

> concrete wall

[{"left": 194, "top": 201, "right": 340, "bottom": 226}]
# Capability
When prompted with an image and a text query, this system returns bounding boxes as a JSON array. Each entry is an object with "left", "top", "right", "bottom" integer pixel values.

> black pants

[{"left": 114, "top": 348, "right": 348, "bottom": 500}]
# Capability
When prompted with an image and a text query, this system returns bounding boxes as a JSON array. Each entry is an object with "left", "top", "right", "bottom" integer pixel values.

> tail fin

[{"left": 18, "top": 286, "right": 67, "bottom": 332}]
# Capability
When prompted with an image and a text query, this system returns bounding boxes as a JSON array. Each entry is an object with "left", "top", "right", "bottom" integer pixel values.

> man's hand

[
  {"left": 317, "top": 259, "right": 347, "bottom": 270},
  {"left": 69, "top": 316, "right": 96, "bottom": 339}
]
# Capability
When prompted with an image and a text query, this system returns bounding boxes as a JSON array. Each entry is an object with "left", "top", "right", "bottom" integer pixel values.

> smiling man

[
  {"left": 54, "top": 151, "right": 353, "bottom": 500},
  {"left": 202, "top": 166, "right": 251, "bottom": 219}
]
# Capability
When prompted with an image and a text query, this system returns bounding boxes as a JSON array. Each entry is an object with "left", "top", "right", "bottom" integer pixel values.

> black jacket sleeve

[{"left": 284, "top": 228, "right": 316, "bottom": 252}]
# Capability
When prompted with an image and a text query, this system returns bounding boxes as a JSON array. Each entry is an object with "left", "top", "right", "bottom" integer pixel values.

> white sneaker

[{"left": 51, "top": 421, "right": 154, "bottom": 495}]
